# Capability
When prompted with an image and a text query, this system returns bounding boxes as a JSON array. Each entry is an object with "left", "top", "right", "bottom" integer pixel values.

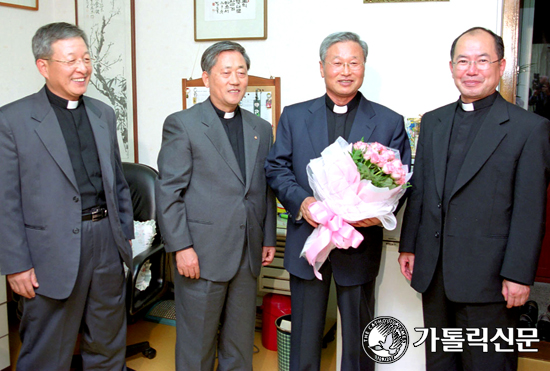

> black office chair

[{"left": 122, "top": 162, "right": 168, "bottom": 360}]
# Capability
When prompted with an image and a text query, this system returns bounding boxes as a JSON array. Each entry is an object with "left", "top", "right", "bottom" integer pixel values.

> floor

[
  {"left": 125, "top": 320, "right": 337, "bottom": 371},
  {"left": 7, "top": 309, "right": 337, "bottom": 371},
  {"left": 6, "top": 301, "right": 550, "bottom": 371}
]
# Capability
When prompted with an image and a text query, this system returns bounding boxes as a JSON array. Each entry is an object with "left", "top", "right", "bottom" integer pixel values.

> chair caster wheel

[{"left": 142, "top": 347, "right": 157, "bottom": 359}]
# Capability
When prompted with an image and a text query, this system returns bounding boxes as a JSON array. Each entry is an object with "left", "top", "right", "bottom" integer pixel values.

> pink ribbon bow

[{"left": 304, "top": 202, "right": 364, "bottom": 279}]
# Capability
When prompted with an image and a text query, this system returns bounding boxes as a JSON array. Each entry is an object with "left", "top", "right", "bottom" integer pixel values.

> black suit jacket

[
  {"left": 266, "top": 94, "right": 411, "bottom": 286},
  {"left": 400, "top": 94, "right": 550, "bottom": 303}
]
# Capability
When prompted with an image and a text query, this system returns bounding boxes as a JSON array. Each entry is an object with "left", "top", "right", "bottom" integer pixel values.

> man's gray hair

[
  {"left": 32, "top": 22, "right": 89, "bottom": 61},
  {"left": 201, "top": 41, "right": 250, "bottom": 74},
  {"left": 319, "top": 32, "right": 368, "bottom": 64}
]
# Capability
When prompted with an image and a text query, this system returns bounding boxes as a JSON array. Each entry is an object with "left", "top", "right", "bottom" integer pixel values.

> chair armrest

[{"left": 132, "top": 241, "right": 165, "bottom": 279}]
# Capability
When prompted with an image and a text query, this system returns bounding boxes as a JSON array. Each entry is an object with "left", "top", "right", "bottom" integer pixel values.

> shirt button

[
  {"left": 435, "top": 232, "right": 440, "bottom": 238},
  {"left": 437, "top": 203, "right": 442, "bottom": 209},
  {"left": 73, "top": 228, "right": 80, "bottom": 234}
]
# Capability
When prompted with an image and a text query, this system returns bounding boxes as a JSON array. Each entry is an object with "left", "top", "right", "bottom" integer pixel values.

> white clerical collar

[
  {"left": 67, "top": 100, "right": 79, "bottom": 110},
  {"left": 461, "top": 101, "right": 474, "bottom": 112},
  {"left": 224, "top": 111, "right": 235, "bottom": 119},
  {"left": 333, "top": 105, "right": 348, "bottom": 114}
]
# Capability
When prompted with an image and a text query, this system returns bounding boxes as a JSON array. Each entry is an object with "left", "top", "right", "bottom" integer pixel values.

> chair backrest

[{"left": 122, "top": 162, "right": 158, "bottom": 222}]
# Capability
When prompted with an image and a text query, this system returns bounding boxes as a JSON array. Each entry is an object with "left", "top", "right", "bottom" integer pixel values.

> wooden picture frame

[
  {"left": 194, "top": 0, "right": 267, "bottom": 41},
  {"left": 500, "top": 0, "right": 520, "bottom": 104},
  {"left": 76, "top": 0, "right": 138, "bottom": 162},
  {"left": 182, "top": 75, "right": 281, "bottom": 136},
  {"left": 0, "top": 0, "right": 38, "bottom": 10}
]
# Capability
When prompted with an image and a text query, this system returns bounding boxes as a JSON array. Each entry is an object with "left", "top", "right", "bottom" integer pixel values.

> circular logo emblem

[{"left": 362, "top": 316, "right": 409, "bottom": 364}]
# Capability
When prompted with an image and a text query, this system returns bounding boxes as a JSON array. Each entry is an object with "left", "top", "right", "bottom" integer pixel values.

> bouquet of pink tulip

[
  {"left": 301, "top": 137, "right": 411, "bottom": 279},
  {"left": 350, "top": 141, "right": 409, "bottom": 190}
]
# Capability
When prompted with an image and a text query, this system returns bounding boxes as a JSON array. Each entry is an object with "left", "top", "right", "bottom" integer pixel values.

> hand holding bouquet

[{"left": 301, "top": 137, "right": 411, "bottom": 279}]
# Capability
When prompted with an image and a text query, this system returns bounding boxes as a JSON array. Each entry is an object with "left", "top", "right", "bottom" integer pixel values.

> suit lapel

[
  {"left": 305, "top": 95, "right": 376, "bottom": 154},
  {"left": 84, "top": 97, "right": 114, "bottom": 192},
  {"left": 348, "top": 96, "right": 376, "bottom": 143},
  {"left": 242, "top": 113, "right": 260, "bottom": 192},
  {"left": 202, "top": 101, "right": 245, "bottom": 185},
  {"left": 32, "top": 88, "right": 79, "bottom": 191},
  {"left": 305, "top": 96, "right": 329, "bottom": 155},
  {"left": 432, "top": 103, "right": 456, "bottom": 200},
  {"left": 450, "top": 95, "right": 509, "bottom": 197}
]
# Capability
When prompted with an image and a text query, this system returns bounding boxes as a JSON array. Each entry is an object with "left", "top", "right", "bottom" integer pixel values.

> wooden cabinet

[{"left": 258, "top": 225, "right": 290, "bottom": 295}]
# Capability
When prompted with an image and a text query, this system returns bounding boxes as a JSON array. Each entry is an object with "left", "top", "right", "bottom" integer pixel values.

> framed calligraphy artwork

[{"left": 194, "top": 0, "right": 267, "bottom": 41}]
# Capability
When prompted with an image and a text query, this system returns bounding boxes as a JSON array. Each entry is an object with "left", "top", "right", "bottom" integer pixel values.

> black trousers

[
  {"left": 422, "top": 258, "right": 520, "bottom": 371},
  {"left": 289, "top": 262, "right": 375, "bottom": 371}
]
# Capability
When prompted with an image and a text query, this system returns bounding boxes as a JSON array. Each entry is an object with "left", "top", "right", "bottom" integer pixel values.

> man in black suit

[
  {"left": 265, "top": 31, "right": 411, "bottom": 371},
  {"left": 399, "top": 27, "right": 550, "bottom": 370}
]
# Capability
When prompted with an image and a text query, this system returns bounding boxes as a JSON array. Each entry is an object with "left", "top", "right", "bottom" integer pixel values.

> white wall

[
  {"left": 0, "top": 0, "right": 502, "bottom": 167},
  {"left": 134, "top": 0, "right": 502, "bottom": 167},
  {"left": 0, "top": 1, "right": 75, "bottom": 104}
]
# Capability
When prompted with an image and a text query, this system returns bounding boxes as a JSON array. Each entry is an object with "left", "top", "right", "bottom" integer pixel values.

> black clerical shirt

[
  {"left": 212, "top": 100, "right": 246, "bottom": 183},
  {"left": 442, "top": 91, "right": 499, "bottom": 214},
  {"left": 325, "top": 92, "right": 362, "bottom": 143},
  {"left": 46, "top": 86, "right": 106, "bottom": 210}
]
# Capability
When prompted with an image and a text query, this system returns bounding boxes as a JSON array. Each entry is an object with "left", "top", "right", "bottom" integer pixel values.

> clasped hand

[{"left": 300, "top": 196, "right": 380, "bottom": 228}]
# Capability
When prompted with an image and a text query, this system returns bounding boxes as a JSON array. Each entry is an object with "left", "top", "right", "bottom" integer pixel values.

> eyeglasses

[
  {"left": 326, "top": 61, "right": 364, "bottom": 71},
  {"left": 44, "top": 57, "right": 94, "bottom": 67},
  {"left": 452, "top": 58, "right": 501, "bottom": 71}
]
